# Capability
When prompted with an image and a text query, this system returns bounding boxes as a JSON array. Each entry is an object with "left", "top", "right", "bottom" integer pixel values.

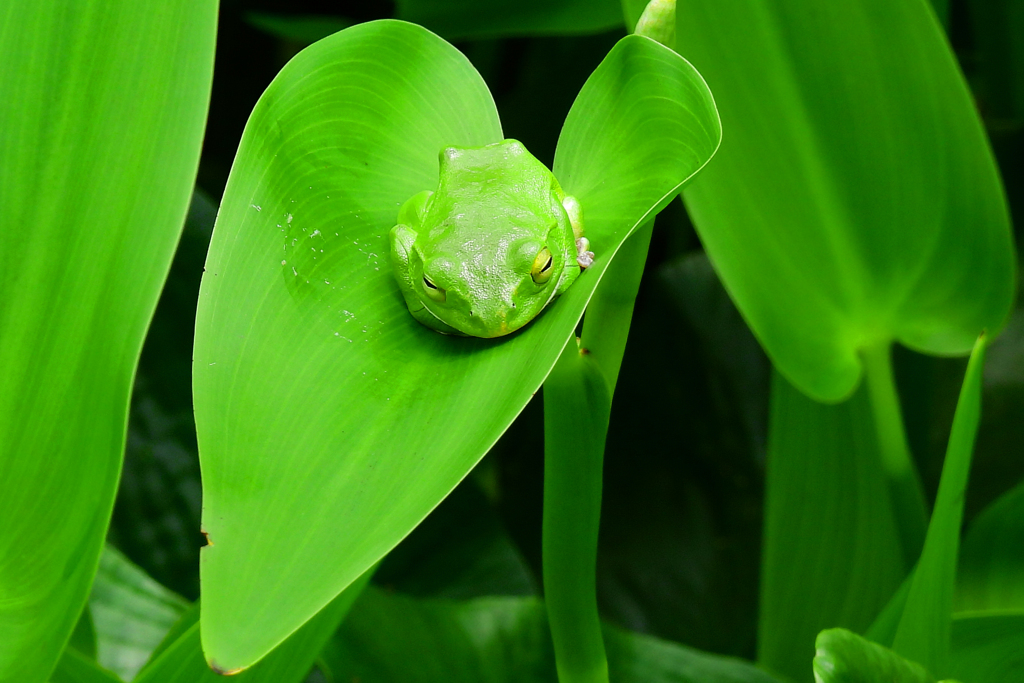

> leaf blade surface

[
  {"left": 0, "top": 3, "right": 215, "bottom": 681},
  {"left": 194, "top": 24, "right": 720, "bottom": 671},
  {"left": 676, "top": 0, "right": 1015, "bottom": 401}
]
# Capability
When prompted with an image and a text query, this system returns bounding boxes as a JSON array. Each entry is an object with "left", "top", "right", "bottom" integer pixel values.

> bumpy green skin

[{"left": 389, "top": 139, "right": 591, "bottom": 338}]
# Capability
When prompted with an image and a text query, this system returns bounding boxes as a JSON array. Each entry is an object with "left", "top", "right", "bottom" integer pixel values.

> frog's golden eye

[
  {"left": 422, "top": 276, "right": 446, "bottom": 302},
  {"left": 531, "top": 247, "right": 553, "bottom": 284}
]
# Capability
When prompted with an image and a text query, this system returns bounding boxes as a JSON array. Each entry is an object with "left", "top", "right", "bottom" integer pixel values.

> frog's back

[{"left": 423, "top": 140, "right": 563, "bottom": 251}]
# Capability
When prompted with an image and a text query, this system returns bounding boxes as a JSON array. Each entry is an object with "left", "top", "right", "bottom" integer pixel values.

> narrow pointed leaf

[
  {"left": 194, "top": 22, "right": 719, "bottom": 671},
  {"left": 0, "top": 3, "right": 214, "bottom": 681},
  {"left": 758, "top": 372, "right": 905, "bottom": 681},
  {"left": 893, "top": 336, "right": 988, "bottom": 674},
  {"left": 676, "top": 0, "right": 1015, "bottom": 401}
]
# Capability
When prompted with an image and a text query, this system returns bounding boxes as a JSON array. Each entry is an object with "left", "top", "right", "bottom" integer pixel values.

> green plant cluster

[{"left": 1, "top": 1, "right": 1022, "bottom": 682}]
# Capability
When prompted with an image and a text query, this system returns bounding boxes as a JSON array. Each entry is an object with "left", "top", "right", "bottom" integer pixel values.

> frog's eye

[
  {"left": 422, "top": 276, "right": 446, "bottom": 302},
  {"left": 531, "top": 247, "right": 554, "bottom": 284}
]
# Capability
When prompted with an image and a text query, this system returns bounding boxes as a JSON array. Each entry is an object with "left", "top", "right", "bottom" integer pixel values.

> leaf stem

[
  {"left": 861, "top": 341, "right": 929, "bottom": 567},
  {"left": 543, "top": 339, "right": 611, "bottom": 683},
  {"left": 580, "top": 221, "right": 654, "bottom": 395},
  {"left": 541, "top": 222, "right": 654, "bottom": 683}
]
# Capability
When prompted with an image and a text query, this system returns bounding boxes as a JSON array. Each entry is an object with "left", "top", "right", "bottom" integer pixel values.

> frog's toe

[{"left": 575, "top": 237, "right": 594, "bottom": 269}]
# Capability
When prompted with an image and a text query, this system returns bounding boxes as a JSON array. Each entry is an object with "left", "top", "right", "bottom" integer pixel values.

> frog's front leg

[
  {"left": 562, "top": 195, "right": 594, "bottom": 268},
  {"left": 388, "top": 221, "right": 462, "bottom": 336}
]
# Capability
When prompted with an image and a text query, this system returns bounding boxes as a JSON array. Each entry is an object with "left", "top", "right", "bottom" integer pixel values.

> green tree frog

[{"left": 389, "top": 139, "right": 594, "bottom": 338}]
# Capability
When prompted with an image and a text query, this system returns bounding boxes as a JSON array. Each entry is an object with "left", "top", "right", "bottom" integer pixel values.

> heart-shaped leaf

[
  {"left": 194, "top": 20, "right": 720, "bottom": 671},
  {"left": 675, "top": 0, "right": 1015, "bottom": 401}
]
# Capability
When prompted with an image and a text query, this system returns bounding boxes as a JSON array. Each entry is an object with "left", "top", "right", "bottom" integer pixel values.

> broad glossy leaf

[
  {"left": 957, "top": 478, "right": 1024, "bottom": 611},
  {"left": 758, "top": 372, "right": 905, "bottom": 681},
  {"left": 948, "top": 612, "right": 1024, "bottom": 683},
  {"left": 814, "top": 629, "right": 935, "bottom": 683},
  {"left": 893, "top": 336, "right": 988, "bottom": 674},
  {"left": 195, "top": 21, "right": 719, "bottom": 671},
  {"left": 135, "top": 570, "right": 370, "bottom": 682},
  {"left": 322, "top": 587, "right": 781, "bottom": 683},
  {"left": 396, "top": 0, "right": 623, "bottom": 39},
  {"left": 676, "top": 0, "right": 1015, "bottom": 401},
  {"left": 0, "top": 3, "right": 214, "bottom": 681},
  {"left": 88, "top": 546, "right": 189, "bottom": 680}
]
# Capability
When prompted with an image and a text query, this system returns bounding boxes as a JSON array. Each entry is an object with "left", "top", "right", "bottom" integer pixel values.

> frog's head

[
  {"left": 389, "top": 139, "right": 586, "bottom": 338},
  {"left": 412, "top": 230, "right": 577, "bottom": 338}
]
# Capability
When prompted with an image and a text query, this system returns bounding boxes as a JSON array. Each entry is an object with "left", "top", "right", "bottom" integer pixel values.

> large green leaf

[
  {"left": 892, "top": 336, "right": 988, "bottom": 675},
  {"left": 957, "top": 478, "right": 1024, "bottom": 612},
  {"left": 194, "top": 20, "right": 719, "bottom": 671},
  {"left": 758, "top": 372, "right": 906, "bottom": 681},
  {"left": 0, "top": 3, "right": 215, "bottom": 681},
  {"left": 88, "top": 546, "right": 189, "bottom": 681},
  {"left": 675, "top": 0, "right": 1015, "bottom": 401},
  {"left": 396, "top": 0, "right": 623, "bottom": 39},
  {"left": 948, "top": 612, "right": 1024, "bottom": 683},
  {"left": 321, "top": 586, "right": 781, "bottom": 683}
]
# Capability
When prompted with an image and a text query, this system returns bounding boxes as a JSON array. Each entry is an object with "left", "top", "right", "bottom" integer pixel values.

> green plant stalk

[
  {"left": 542, "top": 222, "right": 653, "bottom": 683},
  {"left": 543, "top": 338, "right": 612, "bottom": 683},
  {"left": 580, "top": 221, "right": 655, "bottom": 394},
  {"left": 861, "top": 342, "right": 929, "bottom": 568}
]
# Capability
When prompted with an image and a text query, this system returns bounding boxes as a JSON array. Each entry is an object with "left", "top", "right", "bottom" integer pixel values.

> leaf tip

[{"left": 208, "top": 659, "right": 244, "bottom": 676}]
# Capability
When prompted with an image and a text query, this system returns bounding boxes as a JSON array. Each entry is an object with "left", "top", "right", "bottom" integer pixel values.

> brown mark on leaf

[
  {"left": 208, "top": 660, "right": 244, "bottom": 676},
  {"left": 579, "top": 346, "right": 591, "bottom": 355},
  {"left": 201, "top": 529, "right": 213, "bottom": 546}
]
